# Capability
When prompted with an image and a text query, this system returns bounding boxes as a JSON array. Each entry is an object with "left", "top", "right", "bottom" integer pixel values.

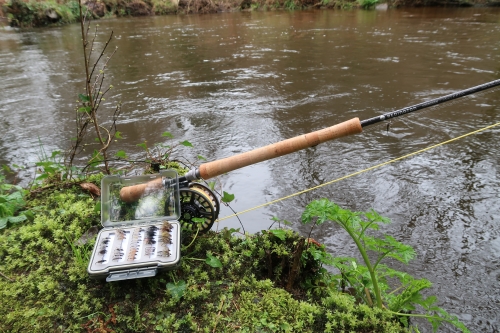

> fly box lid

[{"left": 88, "top": 170, "right": 182, "bottom": 282}]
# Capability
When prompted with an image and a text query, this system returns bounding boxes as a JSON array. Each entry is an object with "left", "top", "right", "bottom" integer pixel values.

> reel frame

[{"left": 178, "top": 181, "right": 219, "bottom": 233}]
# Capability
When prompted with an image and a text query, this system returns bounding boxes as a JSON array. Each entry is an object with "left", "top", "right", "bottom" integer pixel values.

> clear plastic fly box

[{"left": 88, "top": 170, "right": 181, "bottom": 282}]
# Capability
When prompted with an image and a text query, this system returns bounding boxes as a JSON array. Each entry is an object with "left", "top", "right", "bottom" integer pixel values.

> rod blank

[{"left": 361, "top": 79, "right": 500, "bottom": 127}]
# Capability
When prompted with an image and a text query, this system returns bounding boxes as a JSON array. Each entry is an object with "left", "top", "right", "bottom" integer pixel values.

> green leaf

[
  {"left": 94, "top": 202, "right": 101, "bottom": 213},
  {"left": 78, "top": 94, "right": 90, "bottom": 102},
  {"left": 162, "top": 132, "right": 173, "bottom": 138},
  {"left": 8, "top": 215, "right": 27, "bottom": 224},
  {"left": 0, "top": 217, "right": 7, "bottom": 229},
  {"left": 179, "top": 140, "right": 193, "bottom": 147},
  {"left": 91, "top": 150, "right": 103, "bottom": 162},
  {"left": 221, "top": 191, "right": 234, "bottom": 203},
  {"left": 197, "top": 155, "right": 207, "bottom": 161},
  {"left": 166, "top": 280, "right": 187, "bottom": 299},
  {"left": 20, "top": 210, "right": 34, "bottom": 221},
  {"left": 206, "top": 253, "right": 222, "bottom": 268},
  {"left": 115, "top": 150, "right": 127, "bottom": 159},
  {"left": 115, "top": 131, "right": 123, "bottom": 139},
  {"left": 191, "top": 217, "right": 205, "bottom": 224},
  {"left": 269, "top": 229, "right": 286, "bottom": 241},
  {"left": 207, "top": 181, "right": 216, "bottom": 191},
  {"left": 36, "top": 173, "right": 48, "bottom": 181},
  {"left": 137, "top": 142, "right": 147, "bottom": 150},
  {"left": 301, "top": 198, "right": 336, "bottom": 225},
  {"left": 78, "top": 106, "right": 92, "bottom": 113},
  {"left": 222, "top": 227, "right": 240, "bottom": 240}
]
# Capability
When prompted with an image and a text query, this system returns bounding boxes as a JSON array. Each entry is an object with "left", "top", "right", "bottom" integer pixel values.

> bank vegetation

[{"left": 1, "top": 0, "right": 499, "bottom": 27}]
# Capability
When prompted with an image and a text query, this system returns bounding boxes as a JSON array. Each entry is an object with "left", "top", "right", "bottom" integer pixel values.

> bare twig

[{"left": 68, "top": 0, "right": 119, "bottom": 175}]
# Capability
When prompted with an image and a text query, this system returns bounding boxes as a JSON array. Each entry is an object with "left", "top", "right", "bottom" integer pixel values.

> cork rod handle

[{"left": 198, "top": 117, "right": 362, "bottom": 179}]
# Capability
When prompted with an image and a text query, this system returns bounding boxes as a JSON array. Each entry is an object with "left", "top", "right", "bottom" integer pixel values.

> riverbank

[
  {"left": 0, "top": 176, "right": 409, "bottom": 332},
  {"left": 1, "top": 0, "right": 499, "bottom": 27},
  {"left": 0, "top": 166, "right": 471, "bottom": 332}
]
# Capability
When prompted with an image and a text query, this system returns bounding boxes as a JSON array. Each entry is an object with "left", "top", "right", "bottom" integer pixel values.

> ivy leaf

[
  {"left": 206, "top": 253, "right": 222, "bottom": 268},
  {"left": 269, "top": 229, "right": 286, "bottom": 241},
  {"left": 137, "top": 142, "right": 147, "bottom": 150},
  {"left": 166, "top": 280, "right": 187, "bottom": 299},
  {"left": 221, "top": 191, "right": 234, "bottom": 203},
  {"left": 179, "top": 140, "right": 193, "bottom": 147},
  {"left": 162, "top": 132, "right": 173, "bottom": 138},
  {"left": 115, "top": 131, "right": 123, "bottom": 139}
]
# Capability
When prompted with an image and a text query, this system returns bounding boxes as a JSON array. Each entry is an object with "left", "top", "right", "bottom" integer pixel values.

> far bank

[{"left": 1, "top": 0, "right": 500, "bottom": 27}]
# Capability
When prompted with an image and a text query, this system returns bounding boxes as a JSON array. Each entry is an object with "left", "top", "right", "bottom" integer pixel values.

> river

[{"left": 1, "top": 7, "right": 500, "bottom": 332}]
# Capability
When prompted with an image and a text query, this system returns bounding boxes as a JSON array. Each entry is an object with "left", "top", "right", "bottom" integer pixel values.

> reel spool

[{"left": 179, "top": 183, "right": 219, "bottom": 233}]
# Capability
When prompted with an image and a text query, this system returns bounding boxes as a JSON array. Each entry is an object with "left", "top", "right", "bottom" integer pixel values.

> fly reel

[{"left": 179, "top": 183, "right": 219, "bottom": 233}]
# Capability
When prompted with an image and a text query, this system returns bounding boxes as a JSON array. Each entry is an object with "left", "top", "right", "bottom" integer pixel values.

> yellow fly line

[{"left": 216, "top": 121, "right": 500, "bottom": 222}]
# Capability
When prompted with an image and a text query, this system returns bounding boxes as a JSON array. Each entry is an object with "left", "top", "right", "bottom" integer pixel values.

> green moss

[{"left": 0, "top": 183, "right": 406, "bottom": 332}]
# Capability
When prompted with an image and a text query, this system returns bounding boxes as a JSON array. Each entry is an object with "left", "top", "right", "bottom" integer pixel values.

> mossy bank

[
  {"left": 2, "top": 0, "right": 500, "bottom": 28},
  {"left": 0, "top": 175, "right": 409, "bottom": 332}
]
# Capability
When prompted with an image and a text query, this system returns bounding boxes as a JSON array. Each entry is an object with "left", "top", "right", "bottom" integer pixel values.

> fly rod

[{"left": 119, "top": 79, "right": 500, "bottom": 204}]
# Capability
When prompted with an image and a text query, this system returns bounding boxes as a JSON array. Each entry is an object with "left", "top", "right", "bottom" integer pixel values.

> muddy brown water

[{"left": 1, "top": 7, "right": 500, "bottom": 332}]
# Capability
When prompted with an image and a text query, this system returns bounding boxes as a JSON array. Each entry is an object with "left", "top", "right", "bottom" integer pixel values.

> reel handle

[{"left": 119, "top": 117, "right": 362, "bottom": 203}]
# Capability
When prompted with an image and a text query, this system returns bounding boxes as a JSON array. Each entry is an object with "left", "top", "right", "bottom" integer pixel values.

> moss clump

[{"left": 0, "top": 182, "right": 406, "bottom": 332}]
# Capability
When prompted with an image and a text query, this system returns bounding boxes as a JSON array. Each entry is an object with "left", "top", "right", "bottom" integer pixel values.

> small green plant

[
  {"left": 64, "top": 233, "right": 92, "bottom": 271},
  {"left": 357, "top": 0, "right": 379, "bottom": 8},
  {"left": 284, "top": 0, "right": 299, "bottom": 10},
  {"left": 34, "top": 144, "right": 84, "bottom": 184},
  {"left": 135, "top": 132, "right": 196, "bottom": 174},
  {"left": 301, "top": 199, "right": 469, "bottom": 332},
  {"left": 0, "top": 171, "right": 32, "bottom": 229}
]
